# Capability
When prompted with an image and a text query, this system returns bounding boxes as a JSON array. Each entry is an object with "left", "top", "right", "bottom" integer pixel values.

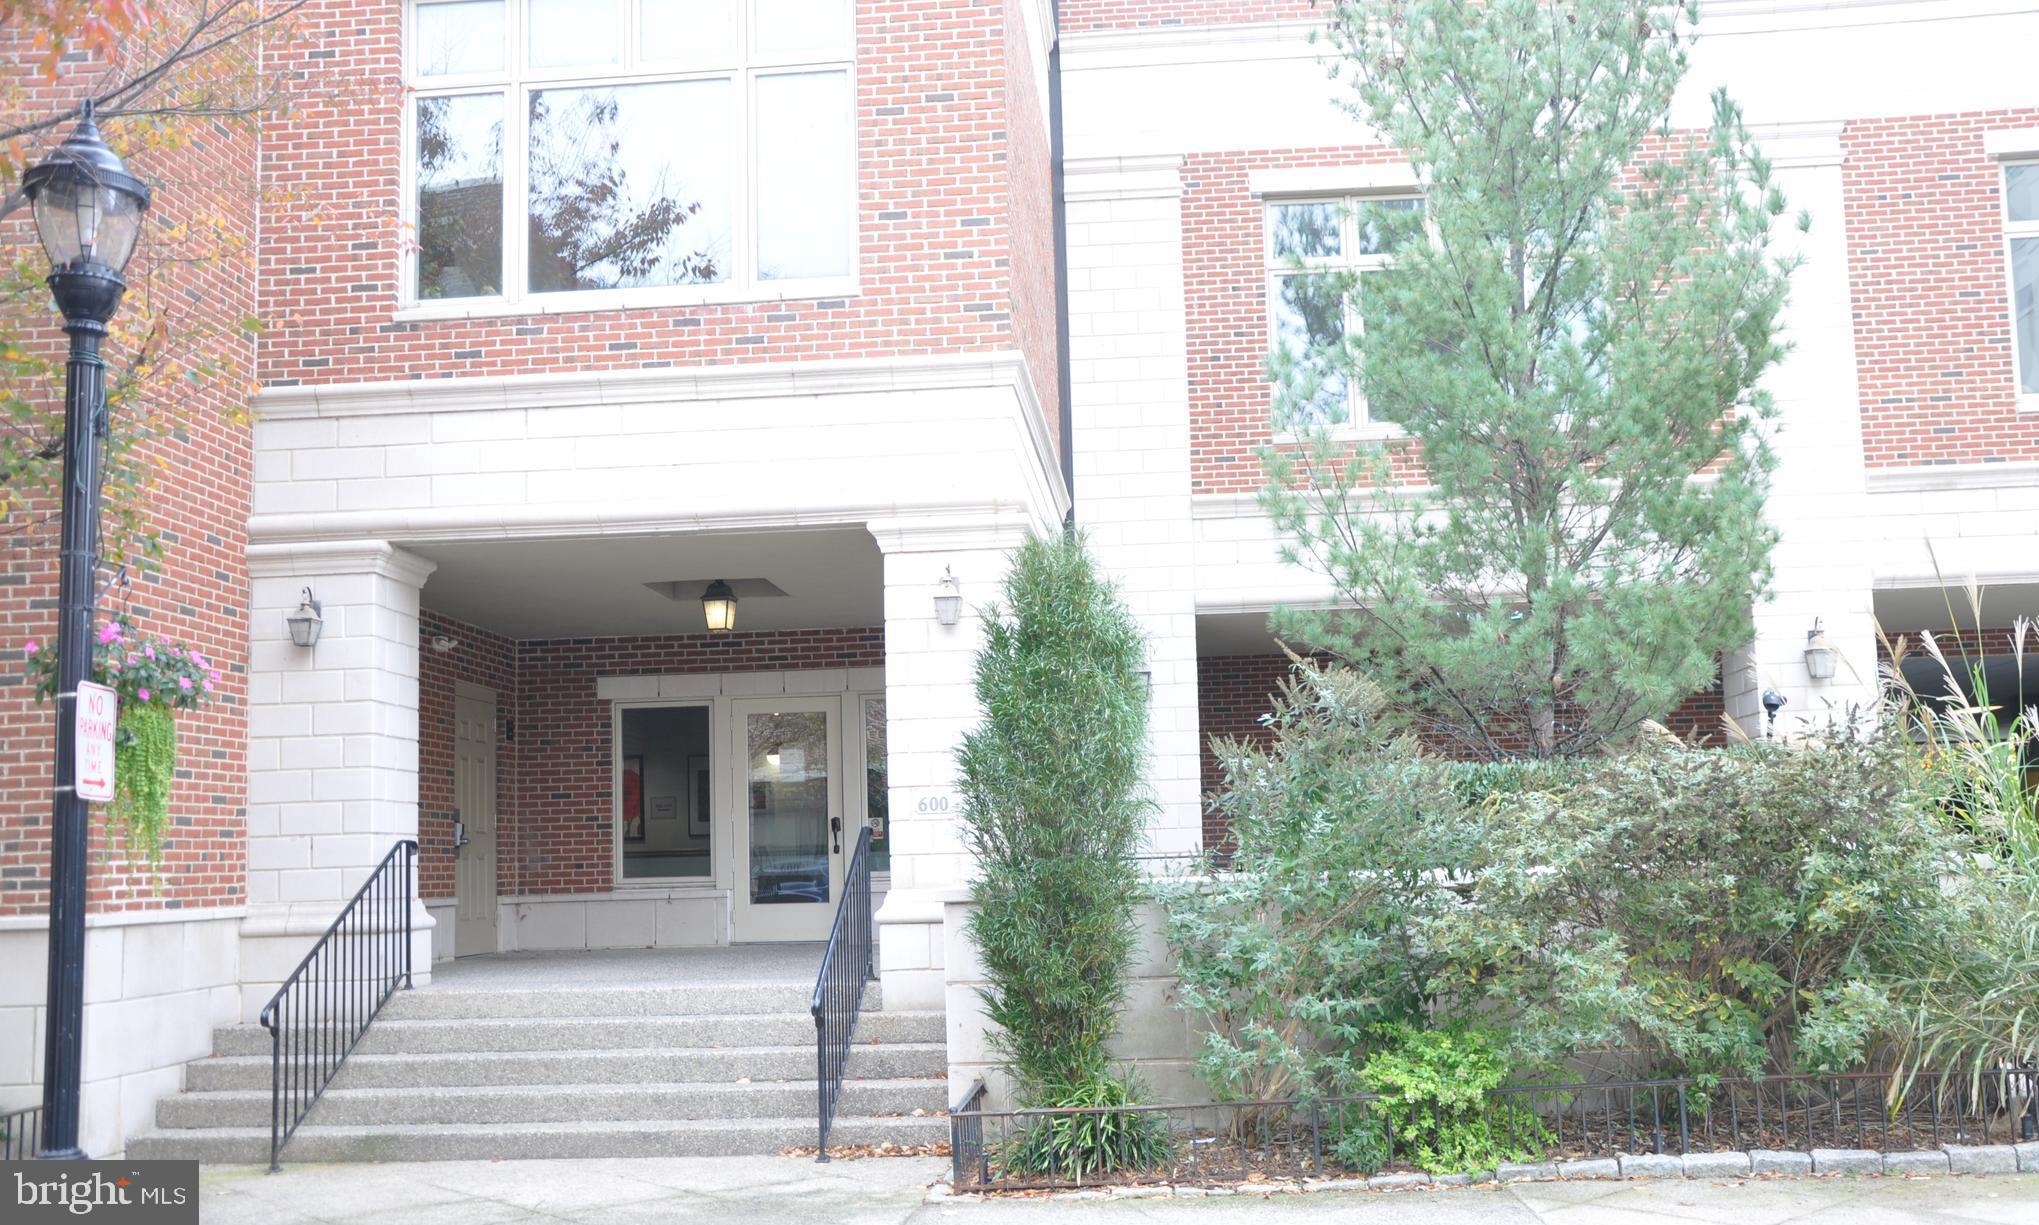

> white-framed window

[
  {"left": 1264, "top": 193, "right": 1422, "bottom": 434},
  {"left": 2006, "top": 159, "right": 2039, "bottom": 409},
  {"left": 404, "top": 0, "right": 856, "bottom": 315}
]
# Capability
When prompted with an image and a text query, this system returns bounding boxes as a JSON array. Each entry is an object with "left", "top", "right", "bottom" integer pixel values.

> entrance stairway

[{"left": 128, "top": 951, "right": 948, "bottom": 1162}]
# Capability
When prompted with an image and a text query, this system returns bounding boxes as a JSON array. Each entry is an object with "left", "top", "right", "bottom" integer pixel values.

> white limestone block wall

[
  {"left": 0, "top": 912, "right": 240, "bottom": 1156},
  {"left": 1065, "top": 154, "right": 1205, "bottom": 859},
  {"left": 868, "top": 514, "right": 1039, "bottom": 1012},
  {"left": 942, "top": 896, "right": 1203, "bottom": 1108},
  {"left": 241, "top": 541, "right": 436, "bottom": 1020},
  {"left": 1734, "top": 126, "right": 1881, "bottom": 736}
]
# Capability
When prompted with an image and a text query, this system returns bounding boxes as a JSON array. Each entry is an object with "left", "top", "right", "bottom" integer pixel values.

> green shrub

[
  {"left": 957, "top": 531, "right": 1152, "bottom": 1106},
  {"left": 1446, "top": 759, "right": 1573, "bottom": 809},
  {"left": 995, "top": 1072, "right": 1174, "bottom": 1181},
  {"left": 1341, "top": 1025, "right": 1547, "bottom": 1175},
  {"left": 1160, "top": 663, "right": 1479, "bottom": 1103},
  {"left": 1430, "top": 730, "right": 1958, "bottom": 1077}
]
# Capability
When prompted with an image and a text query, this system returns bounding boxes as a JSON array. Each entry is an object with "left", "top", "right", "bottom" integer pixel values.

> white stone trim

[
  {"left": 1060, "top": 20, "right": 1324, "bottom": 68},
  {"left": 867, "top": 510, "right": 1037, "bottom": 555},
  {"left": 256, "top": 351, "right": 1039, "bottom": 421},
  {"left": 1866, "top": 461, "right": 2039, "bottom": 492},
  {"left": 453, "top": 679, "right": 498, "bottom": 703},
  {"left": 0, "top": 905, "right": 247, "bottom": 932},
  {"left": 1249, "top": 164, "right": 1423, "bottom": 197},
  {"left": 593, "top": 667, "right": 884, "bottom": 702},
  {"left": 1751, "top": 121, "right": 1848, "bottom": 169},
  {"left": 1983, "top": 127, "right": 2039, "bottom": 159},
  {"left": 247, "top": 539, "right": 438, "bottom": 588},
  {"left": 1063, "top": 154, "right": 1185, "bottom": 202}
]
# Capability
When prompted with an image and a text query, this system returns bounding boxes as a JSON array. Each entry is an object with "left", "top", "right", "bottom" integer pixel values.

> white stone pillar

[
  {"left": 867, "top": 513, "right": 1032, "bottom": 1011},
  {"left": 1064, "top": 153, "right": 1203, "bottom": 857},
  {"left": 240, "top": 541, "right": 436, "bottom": 1019},
  {"left": 1733, "top": 124, "right": 1881, "bottom": 738}
]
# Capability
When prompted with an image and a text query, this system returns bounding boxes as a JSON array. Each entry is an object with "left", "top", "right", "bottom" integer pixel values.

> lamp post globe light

[{"left": 22, "top": 100, "right": 151, "bottom": 1162}]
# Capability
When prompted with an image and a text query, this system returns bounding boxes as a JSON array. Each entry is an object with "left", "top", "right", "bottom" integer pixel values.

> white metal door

[
  {"left": 453, "top": 690, "right": 499, "bottom": 957},
  {"left": 730, "top": 695, "right": 844, "bottom": 942}
]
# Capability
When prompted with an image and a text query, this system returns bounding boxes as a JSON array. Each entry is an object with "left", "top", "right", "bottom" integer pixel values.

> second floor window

[
  {"left": 2008, "top": 160, "right": 2039, "bottom": 404},
  {"left": 408, "top": 0, "right": 855, "bottom": 308},
  {"left": 1265, "top": 194, "right": 1421, "bottom": 431}
]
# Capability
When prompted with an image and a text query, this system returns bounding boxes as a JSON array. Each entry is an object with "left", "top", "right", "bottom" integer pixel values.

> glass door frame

[{"left": 729, "top": 693, "right": 846, "bottom": 942}]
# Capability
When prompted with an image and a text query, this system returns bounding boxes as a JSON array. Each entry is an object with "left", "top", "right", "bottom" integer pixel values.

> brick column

[
  {"left": 239, "top": 540, "right": 436, "bottom": 1019},
  {"left": 1064, "top": 154, "right": 1203, "bottom": 858},
  {"left": 866, "top": 513, "right": 1032, "bottom": 1011}
]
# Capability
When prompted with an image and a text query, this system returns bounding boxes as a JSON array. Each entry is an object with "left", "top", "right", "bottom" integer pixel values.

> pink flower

[
  {"left": 137, "top": 687, "right": 149, "bottom": 701},
  {"left": 178, "top": 676, "right": 192, "bottom": 691},
  {"left": 208, "top": 670, "right": 220, "bottom": 682},
  {"left": 202, "top": 679, "right": 214, "bottom": 693},
  {"left": 109, "top": 661, "right": 120, "bottom": 671},
  {"left": 23, "top": 641, "right": 36, "bottom": 655},
  {"left": 126, "top": 653, "right": 136, "bottom": 664},
  {"left": 97, "top": 624, "right": 121, "bottom": 645},
  {"left": 191, "top": 652, "right": 207, "bottom": 669},
  {"left": 144, "top": 645, "right": 155, "bottom": 660}
]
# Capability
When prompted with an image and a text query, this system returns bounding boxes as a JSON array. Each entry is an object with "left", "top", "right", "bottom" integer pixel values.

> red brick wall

[
  {"left": 1845, "top": 109, "right": 2039, "bottom": 467},
  {"left": 417, "top": 611, "right": 517, "bottom": 902},
  {"left": 1006, "top": 2, "right": 1061, "bottom": 438},
  {"left": 255, "top": 0, "right": 1059, "bottom": 457},
  {"left": 0, "top": 36, "right": 256, "bottom": 916},
  {"left": 1181, "top": 145, "right": 1428, "bottom": 495},
  {"left": 508, "top": 627, "right": 885, "bottom": 895}
]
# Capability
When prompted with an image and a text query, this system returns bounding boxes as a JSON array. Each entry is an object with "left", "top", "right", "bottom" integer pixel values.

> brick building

[{"left": 1, "top": 0, "right": 2036, "bottom": 1157}]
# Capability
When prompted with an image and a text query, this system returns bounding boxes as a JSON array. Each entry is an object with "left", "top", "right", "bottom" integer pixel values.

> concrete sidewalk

[{"left": 197, "top": 1159, "right": 2039, "bottom": 1224}]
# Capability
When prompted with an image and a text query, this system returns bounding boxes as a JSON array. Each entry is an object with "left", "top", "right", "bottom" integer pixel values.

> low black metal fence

[
  {"left": 1, "top": 1103, "right": 42, "bottom": 1159},
  {"left": 950, "top": 1068, "right": 2039, "bottom": 1192}
]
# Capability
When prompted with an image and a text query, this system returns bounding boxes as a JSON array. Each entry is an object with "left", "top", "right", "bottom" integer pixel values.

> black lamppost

[{"left": 22, "top": 101, "right": 151, "bottom": 1162}]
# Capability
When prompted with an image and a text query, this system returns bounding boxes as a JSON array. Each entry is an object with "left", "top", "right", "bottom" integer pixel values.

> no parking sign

[{"left": 74, "top": 680, "right": 117, "bottom": 803}]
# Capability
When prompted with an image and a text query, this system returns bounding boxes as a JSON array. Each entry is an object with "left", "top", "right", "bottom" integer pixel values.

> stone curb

[{"left": 928, "top": 1141, "right": 2039, "bottom": 1202}]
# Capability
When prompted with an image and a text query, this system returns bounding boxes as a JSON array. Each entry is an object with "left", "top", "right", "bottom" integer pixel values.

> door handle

[{"left": 829, "top": 815, "right": 842, "bottom": 855}]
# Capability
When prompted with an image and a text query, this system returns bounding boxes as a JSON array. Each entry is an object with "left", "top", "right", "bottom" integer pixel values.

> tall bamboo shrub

[{"left": 957, "top": 531, "right": 1153, "bottom": 1102}]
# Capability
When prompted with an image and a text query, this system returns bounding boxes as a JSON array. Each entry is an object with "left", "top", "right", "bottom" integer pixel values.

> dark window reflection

[{"left": 416, "top": 93, "right": 505, "bottom": 300}]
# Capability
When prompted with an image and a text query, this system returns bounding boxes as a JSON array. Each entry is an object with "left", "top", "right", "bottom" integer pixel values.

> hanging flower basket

[{"left": 25, "top": 618, "right": 221, "bottom": 866}]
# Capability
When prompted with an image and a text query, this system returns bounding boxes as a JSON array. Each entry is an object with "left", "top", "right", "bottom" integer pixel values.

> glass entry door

[{"left": 730, "top": 696, "right": 844, "bottom": 942}]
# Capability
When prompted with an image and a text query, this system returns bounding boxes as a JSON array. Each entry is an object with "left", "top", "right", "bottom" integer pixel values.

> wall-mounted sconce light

[
  {"left": 1803, "top": 618, "right": 1837, "bottom": 681},
  {"left": 1761, "top": 687, "right": 1787, "bottom": 739},
  {"left": 1139, "top": 669, "right": 1153, "bottom": 698},
  {"left": 933, "top": 565, "right": 961, "bottom": 628},
  {"left": 431, "top": 635, "right": 460, "bottom": 654},
  {"left": 702, "top": 579, "right": 738, "bottom": 634},
  {"left": 286, "top": 587, "right": 323, "bottom": 648}
]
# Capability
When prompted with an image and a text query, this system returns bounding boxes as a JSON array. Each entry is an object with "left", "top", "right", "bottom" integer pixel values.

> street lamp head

[{"left": 22, "top": 102, "right": 152, "bottom": 328}]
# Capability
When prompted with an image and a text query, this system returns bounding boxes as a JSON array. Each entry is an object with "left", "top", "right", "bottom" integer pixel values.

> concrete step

[
  {"left": 127, "top": 1113, "right": 949, "bottom": 1163},
  {"left": 154, "top": 1077, "right": 948, "bottom": 1129},
  {"left": 208, "top": 1010, "right": 942, "bottom": 1056},
  {"left": 377, "top": 982, "right": 879, "bottom": 1020},
  {"left": 183, "top": 1042, "right": 948, "bottom": 1091}
]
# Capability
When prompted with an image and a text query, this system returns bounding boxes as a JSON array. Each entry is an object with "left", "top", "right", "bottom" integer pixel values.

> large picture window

[
  {"left": 1265, "top": 194, "right": 1422, "bottom": 432},
  {"left": 2007, "top": 160, "right": 2039, "bottom": 406},
  {"left": 407, "top": 0, "right": 855, "bottom": 310}
]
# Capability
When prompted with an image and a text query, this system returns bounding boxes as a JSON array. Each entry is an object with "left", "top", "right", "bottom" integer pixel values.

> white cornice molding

[
  {"left": 1063, "top": 153, "right": 1185, "bottom": 202},
  {"left": 256, "top": 351, "right": 1040, "bottom": 421},
  {"left": 866, "top": 509, "right": 1038, "bottom": 555},
  {"left": 1866, "top": 461, "right": 2039, "bottom": 493},
  {"left": 248, "top": 539, "right": 439, "bottom": 589}
]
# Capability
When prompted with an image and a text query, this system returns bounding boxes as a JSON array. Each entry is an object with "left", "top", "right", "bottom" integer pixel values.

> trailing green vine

[{"left": 23, "top": 617, "right": 220, "bottom": 867}]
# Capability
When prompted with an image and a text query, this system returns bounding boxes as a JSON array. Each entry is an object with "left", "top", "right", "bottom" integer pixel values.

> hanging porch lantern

[{"left": 702, "top": 579, "right": 738, "bottom": 634}]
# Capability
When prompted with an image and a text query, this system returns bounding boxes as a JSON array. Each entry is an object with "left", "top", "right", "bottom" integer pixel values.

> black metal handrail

[
  {"left": 1, "top": 1103, "right": 43, "bottom": 1159},
  {"left": 811, "top": 824, "right": 877, "bottom": 1160},
  {"left": 259, "top": 838, "right": 417, "bottom": 1172}
]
